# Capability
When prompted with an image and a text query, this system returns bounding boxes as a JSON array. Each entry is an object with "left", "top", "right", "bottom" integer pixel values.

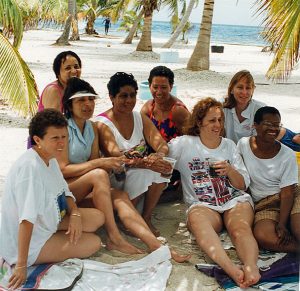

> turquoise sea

[{"left": 92, "top": 18, "right": 266, "bottom": 46}]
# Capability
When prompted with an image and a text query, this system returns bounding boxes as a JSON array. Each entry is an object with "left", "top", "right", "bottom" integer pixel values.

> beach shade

[
  {"left": 139, "top": 81, "right": 177, "bottom": 100},
  {"left": 160, "top": 51, "right": 179, "bottom": 63},
  {"left": 211, "top": 45, "right": 224, "bottom": 53}
]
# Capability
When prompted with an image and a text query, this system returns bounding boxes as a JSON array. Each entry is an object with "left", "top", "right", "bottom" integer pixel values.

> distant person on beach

[
  {"left": 237, "top": 106, "right": 300, "bottom": 253},
  {"left": 97, "top": 72, "right": 173, "bottom": 237},
  {"left": 168, "top": 98, "right": 260, "bottom": 288},
  {"left": 0, "top": 109, "right": 104, "bottom": 290},
  {"left": 103, "top": 17, "right": 111, "bottom": 35},
  {"left": 38, "top": 51, "right": 81, "bottom": 112},
  {"left": 223, "top": 70, "right": 300, "bottom": 152},
  {"left": 141, "top": 66, "right": 190, "bottom": 201}
]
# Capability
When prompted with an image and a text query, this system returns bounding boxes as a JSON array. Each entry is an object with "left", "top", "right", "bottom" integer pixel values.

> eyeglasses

[{"left": 261, "top": 121, "right": 283, "bottom": 129}]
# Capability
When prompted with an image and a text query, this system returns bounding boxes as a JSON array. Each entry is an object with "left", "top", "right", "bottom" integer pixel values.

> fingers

[{"left": 8, "top": 272, "right": 26, "bottom": 290}]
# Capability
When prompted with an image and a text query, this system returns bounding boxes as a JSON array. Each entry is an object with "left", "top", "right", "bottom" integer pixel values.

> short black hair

[
  {"left": 63, "top": 77, "right": 97, "bottom": 119},
  {"left": 53, "top": 51, "right": 82, "bottom": 79},
  {"left": 107, "top": 72, "right": 138, "bottom": 97},
  {"left": 29, "top": 109, "right": 67, "bottom": 145},
  {"left": 148, "top": 66, "right": 174, "bottom": 86},
  {"left": 254, "top": 106, "right": 281, "bottom": 124}
]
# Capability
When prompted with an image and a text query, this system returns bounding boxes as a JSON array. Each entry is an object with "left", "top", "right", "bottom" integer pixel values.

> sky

[{"left": 154, "top": 0, "right": 264, "bottom": 27}]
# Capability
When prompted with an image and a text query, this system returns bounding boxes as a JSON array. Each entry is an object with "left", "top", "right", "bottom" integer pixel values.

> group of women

[{"left": 0, "top": 50, "right": 299, "bottom": 290}]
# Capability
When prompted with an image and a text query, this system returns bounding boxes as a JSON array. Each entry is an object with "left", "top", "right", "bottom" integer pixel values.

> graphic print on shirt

[
  {"left": 56, "top": 190, "right": 68, "bottom": 222},
  {"left": 189, "top": 158, "right": 241, "bottom": 206}
]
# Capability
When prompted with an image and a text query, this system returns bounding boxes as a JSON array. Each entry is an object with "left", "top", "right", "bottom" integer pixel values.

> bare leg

[
  {"left": 68, "top": 168, "right": 142, "bottom": 254},
  {"left": 224, "top": 203, "right": 260, "bottom": 287},
  {"left": 254, "top": 219, "right": 299, "bottom": 252},
  {"left": 142, "top": 183, "right": 166, "bottom": 237},
  {"left": 35, "top": 208, "right": 104, "bottom": 264},
  {"left": 291, "top": 213, "right": 300, "bottom": 245},
  {"left": 292, "top": 134, "right": 300, "bottom": 144},
  {"left": 112, "top": 189, "right": 190, "bottom": 262},
  {"left": 187, "top": 206, "right": 245, "bottom": 288}
]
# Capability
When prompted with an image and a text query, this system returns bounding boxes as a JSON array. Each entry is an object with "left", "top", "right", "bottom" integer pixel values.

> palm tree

[
  {"left": 256, "top": 0, "right": 300, "bottom": 81},
  {"left": 122, "top": 9, "right": 144, "bottom": 44},
  {"left": 0, "top": 0, "right": 23, "bottom": 48},
  {"left": 56, "top": 0, "right": 76, "bottom": 45},
  {"left": 187, "top": 0, "right": 214, "bottom": 71},
  {"left": 136, "top": 0, "right": 158, "bottom": 51},
  {"left": 0, "top": 31, "right": 38, "bottom": 117},
  {"left": 162, "top": 0, "right": 197, "bottom": 48}
]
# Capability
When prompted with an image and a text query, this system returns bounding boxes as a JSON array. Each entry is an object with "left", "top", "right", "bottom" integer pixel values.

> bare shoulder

[{"left": 140, "top": 100, "right": 152, "bottom": 115}]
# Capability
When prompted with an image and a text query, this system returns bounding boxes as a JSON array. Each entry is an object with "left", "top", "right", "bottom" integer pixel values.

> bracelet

[
  {"left": 15, "top": 265, "right": 27, "bottom": 270},
  {"left": 71, "top": 213, "right": 81, "bottom": 217}
]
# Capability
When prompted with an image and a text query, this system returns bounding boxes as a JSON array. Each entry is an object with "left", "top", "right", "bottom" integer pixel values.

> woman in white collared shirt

[{"left": 223, "top": 70, "right": 265, "bottom": 144}]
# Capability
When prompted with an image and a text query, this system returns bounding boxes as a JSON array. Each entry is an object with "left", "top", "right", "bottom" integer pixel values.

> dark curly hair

[
  {"left": 254, "top": 106, "right": 281, "bottom": 124},
  {"left": 62, "top": 77, "right": 97, "bottom": 119},
  {"left": 148, "top": 66, "right": 174, "bottom": 86},
  {"left": 184, "top": 97, "right": 224, "bottom": 136},
  {"left": 53, "top": 51, "right": 82, "bottom": 79},
  {"left": 29, "top": 109, "right": 67, "bottom": 145},
  {"left": 107, "top": 72, "right": 138, "bottom": 97}
]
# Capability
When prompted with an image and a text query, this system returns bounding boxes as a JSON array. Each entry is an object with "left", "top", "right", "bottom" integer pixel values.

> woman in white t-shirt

[
  {"left": 223, "top": 70, "right": 265, "bottom": 143},
  {"left": 168, "top": 98, "right": 260, "bottom": 288},
  {"left": 0, "top": 109, "right": 104, "bottom": 290},
  {"left": 237, "top": 106, "right": 300, "bottom": 253}
]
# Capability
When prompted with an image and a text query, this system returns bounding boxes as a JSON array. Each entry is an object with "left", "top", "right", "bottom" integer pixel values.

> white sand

[{"left": 1, "top": 29, "right": 300, "bottom": 290}]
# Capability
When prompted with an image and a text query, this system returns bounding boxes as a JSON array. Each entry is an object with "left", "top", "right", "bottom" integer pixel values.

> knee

[
  {"left": 89, "top": 209, "right": 105, "bottom": 231},
  {"left": 229, "top": 225, "right": 251, "bottom": 241},
  {"left": 89, "top": 234, "right": 102, "bottom": 254},
  {"left": 90, "top": 168, "right": 109, "bottom": 183},
  {"left": 253, "top": 225, "right": 270, "bottom": 247}
]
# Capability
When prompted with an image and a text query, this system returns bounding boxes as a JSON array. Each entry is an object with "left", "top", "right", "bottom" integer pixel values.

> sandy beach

[{"left": 1, "top": 29, "right": 300, "bottom": 290}]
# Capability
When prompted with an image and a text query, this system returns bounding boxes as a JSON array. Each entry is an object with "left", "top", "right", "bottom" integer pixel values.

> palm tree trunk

[
  {"left": 122, "top": 9, "right": 144, "bottom": 44},
  {"left": 56, "top": 0, "right": 76, "bottom": 45},
  {"left": 136, "top": 13, "right": 153, "bottom": 51},
  {"left": 187, "top": 0, "right": 214, "bottom": 71},
  {"left": 70, "top": 4, "right": 80, "bottom": 41},
  {"left": 162, "top": 0, "right": 195, "bottom": 48}
]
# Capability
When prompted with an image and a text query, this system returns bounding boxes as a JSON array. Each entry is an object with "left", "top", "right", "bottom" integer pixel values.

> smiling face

[
  {"left": 231, "top": 77, "right": 255, "bottom": 107},
  {"left": 199, "top": 106, "right": 224, "bottom": 139},
  {"left": 58, "top": 55, "right": 81, "bottom": 86},
  {"left": 149, "top": 76, "right": 172, "bottom": 104},
  {"left": 34, "top": 126, "right": 68, "bottom": 161},
  {"left": 111, "top": 85, "right": 137, "bottom": 113},
  {"left": 71, "top": 96, "right": 95, "bottom": 121},
  {"left": 255, "top": 113, "right": 281, "bottom": 142}
]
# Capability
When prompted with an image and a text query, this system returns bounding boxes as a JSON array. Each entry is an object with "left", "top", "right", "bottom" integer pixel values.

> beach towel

[
  {"left": 195, "top": 252, "right": 299, "bottom": 291},
  {"left": 0, "top": 245, "right": 172, "bottom": 291}
]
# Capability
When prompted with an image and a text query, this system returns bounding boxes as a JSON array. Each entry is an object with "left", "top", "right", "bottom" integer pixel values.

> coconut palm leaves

[
  {"left": 256, "top": 0, "right": 300, "bottom": 80},
  {"left": 0, "top": 0, "right": 23, "bottom": 48},
  {"left": 0, "top": 33, "right": 38, "bottom": 116}
]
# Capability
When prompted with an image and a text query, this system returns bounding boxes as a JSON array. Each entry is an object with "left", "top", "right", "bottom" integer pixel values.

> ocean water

[{"left": 92, "top": 18, "right": 266, "bottom": 46}]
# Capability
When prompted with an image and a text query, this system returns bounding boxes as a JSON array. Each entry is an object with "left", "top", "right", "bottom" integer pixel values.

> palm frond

[
  {"left": 0, "top": 0, "right": 23, "bottom": 48},
  {"left": 0, "top": 34, "right": 38, "bottom": 117},
  {"left": 255, "top": 0, "right": 300, "bottom": 80}
]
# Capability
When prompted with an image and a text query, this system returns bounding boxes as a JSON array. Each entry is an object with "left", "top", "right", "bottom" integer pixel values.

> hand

[
  {"left": 98, "top": 157, "right": 125, "bottom": 172},
  {"left": 275, "top": 223, "right": 292, "bottom": 246},
  {"left": 144, "top": 155, "right": 172, "bottom": 174},
  {"left": 213, "top": 160, "right": 232, "bottom": 176},
  {"left": 8, "top": 265, "right": 27, "bottom": 290},
  {"left": 66, "top": 213, "right": 82, "bottom": 244}
]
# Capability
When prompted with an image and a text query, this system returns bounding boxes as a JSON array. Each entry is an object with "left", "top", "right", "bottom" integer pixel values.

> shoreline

[{"left": 1, "top": 28, "right": 299, "bottom": 290}]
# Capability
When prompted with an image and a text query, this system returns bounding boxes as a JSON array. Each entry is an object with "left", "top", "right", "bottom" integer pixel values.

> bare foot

[
  {"left": 106, "top": 237, "right": 144, "bottom": 254},
  {"left": 243, "top": 264, "right": 261, "bottom": 287},
  {"left": 225, "top": 264, "right": 246, "bottom": 289},
  {"left": 144, "top": 218, "right": 160, "bottom": 237},
  {"left": 170, "top": 249, "right": 191, "bottom": 263}
]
